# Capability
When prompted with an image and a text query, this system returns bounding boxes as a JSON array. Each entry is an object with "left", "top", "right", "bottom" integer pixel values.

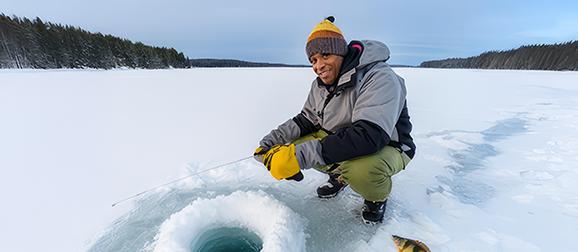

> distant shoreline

[{"left": 420, "top": 41, "right": 578, "bottom": 71}]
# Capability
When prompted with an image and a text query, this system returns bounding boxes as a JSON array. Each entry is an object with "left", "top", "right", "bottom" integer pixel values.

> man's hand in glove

[
  {"left": 255, "top": 144, "right": 303, "bottom": 181},
  {"left": 253, "top": 146, "right": 269, "bottom": 163}
]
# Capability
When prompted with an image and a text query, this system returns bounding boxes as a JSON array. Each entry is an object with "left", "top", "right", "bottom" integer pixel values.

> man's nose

[{"left": 313, "top": 61, "right": 324, "bottom": 72}]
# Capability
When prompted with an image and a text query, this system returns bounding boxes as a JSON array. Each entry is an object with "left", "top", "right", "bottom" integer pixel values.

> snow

[
  {"left": 1, "top": 68, "right": 578, "bottom": 251},
  {"left": 152, "top": 190, "right": 306, "bottom": 252}
]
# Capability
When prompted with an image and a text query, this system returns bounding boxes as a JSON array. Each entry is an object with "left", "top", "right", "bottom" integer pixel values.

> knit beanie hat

[{"left": 306, "top": 16, "right": 348, "bottom": 58}]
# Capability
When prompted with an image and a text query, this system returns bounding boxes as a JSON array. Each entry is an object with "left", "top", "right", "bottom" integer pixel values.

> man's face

[{"left": 309, "top": 53, "right": 344, "bottom": 85}]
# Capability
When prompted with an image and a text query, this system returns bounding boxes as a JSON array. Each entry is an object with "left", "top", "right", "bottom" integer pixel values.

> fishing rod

[{"left": 111, "top": 156, "right": 254, "bottom": 207}]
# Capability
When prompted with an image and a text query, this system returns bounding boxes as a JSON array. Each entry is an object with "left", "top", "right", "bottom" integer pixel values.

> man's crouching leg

[
  {"left": 338, "top": 146, "right": 411, "bottom": 223},
  {"left": 290, "top": 130, "right": 348, "bottom": 198}
]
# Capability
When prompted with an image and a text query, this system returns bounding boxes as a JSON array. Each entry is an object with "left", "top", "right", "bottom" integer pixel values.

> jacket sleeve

[
  {"left": 292, "top": 113, "right": 319, "bottom": 137},
  {"left": 259, "top": 118, "right": 302, "bottom": 148},
  {"left": 259, "top": 81, "right": 320, "bottom": 148},
  {"left": 320, "top": 68, "right": 406, "bottom": 164}
]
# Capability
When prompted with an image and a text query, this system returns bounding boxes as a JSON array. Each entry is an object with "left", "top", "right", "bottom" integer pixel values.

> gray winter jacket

[{"left": 260, "top": 40, "right": 415, "bottom": 169}]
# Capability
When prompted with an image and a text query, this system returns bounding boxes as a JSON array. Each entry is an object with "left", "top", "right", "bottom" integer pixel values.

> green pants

[{"left": 293, "top": 130, "right": 411, "bottom": 202}]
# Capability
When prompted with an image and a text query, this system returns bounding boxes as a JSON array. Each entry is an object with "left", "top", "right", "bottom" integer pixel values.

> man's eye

[{"left": 322, "top": 54, "right": 330, "bottom": 58}]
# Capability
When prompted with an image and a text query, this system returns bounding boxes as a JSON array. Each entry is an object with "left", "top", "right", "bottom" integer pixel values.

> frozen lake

[{"left": 1, "top": 68, "right": 577, "bottom": 251}]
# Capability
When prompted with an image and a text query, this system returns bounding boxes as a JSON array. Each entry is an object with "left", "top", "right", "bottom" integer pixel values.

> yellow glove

[
  {"left": 261, "top": 144, "right": 302, "bottom": 180},
  {"left": 253, "top": 146, "right": 269, "bottom": 163}
]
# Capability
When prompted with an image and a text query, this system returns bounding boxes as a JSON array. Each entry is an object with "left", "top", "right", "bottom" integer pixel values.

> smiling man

[{"left": 254, "top": 16, "right": 415, "bottom": 224}]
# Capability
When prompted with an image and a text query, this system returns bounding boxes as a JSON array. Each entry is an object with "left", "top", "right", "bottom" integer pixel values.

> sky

[{"left": 2, "top": 0, "right": 578, "bottom": 65}]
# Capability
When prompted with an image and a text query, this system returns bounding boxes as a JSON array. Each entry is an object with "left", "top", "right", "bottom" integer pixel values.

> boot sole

[{"left": 361, "top": 215, "right": 383, "bottom": 225}]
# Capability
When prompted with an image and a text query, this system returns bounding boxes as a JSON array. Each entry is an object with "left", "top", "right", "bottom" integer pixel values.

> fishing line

[{"left": 111, "top": 156, "right": 253, "bottom": 207}]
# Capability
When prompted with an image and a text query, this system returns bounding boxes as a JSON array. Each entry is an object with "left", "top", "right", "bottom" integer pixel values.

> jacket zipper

[{"left": 319, "top": 85, "right": 337, "bottom": 124}]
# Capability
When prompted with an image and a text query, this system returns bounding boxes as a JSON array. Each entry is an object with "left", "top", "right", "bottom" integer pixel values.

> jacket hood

[
  {"left": 358, "top": 40, "right": 390, "bottom": 68},
  {"left": 315, "top": 40, "right": 391, "bottom": 89}
]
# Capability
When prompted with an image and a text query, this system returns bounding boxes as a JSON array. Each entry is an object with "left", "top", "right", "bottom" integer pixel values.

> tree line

[
  {"left": 420, "top": 41, "right": 578, "bottom": 71},
  {"left": 0, "top": 14, "right": 189, "bottom": 69},
  {"left": 0, "top": 14, "right": 309, "bottom": 70}
]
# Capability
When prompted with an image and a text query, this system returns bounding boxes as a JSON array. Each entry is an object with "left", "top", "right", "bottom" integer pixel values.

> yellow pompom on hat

[{"left": 306, "top": 16, "right": 348, "bottom": 58}]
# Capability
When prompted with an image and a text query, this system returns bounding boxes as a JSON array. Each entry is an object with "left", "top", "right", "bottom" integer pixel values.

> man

[{"left": 254, "top": 16, "right": 415, "bottom": 224}]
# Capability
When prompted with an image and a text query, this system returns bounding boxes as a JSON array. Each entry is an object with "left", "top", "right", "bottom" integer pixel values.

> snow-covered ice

[
  {"left": 152, "top": 190, "right": 306, "bottom": 252},
  {"left": 1, "top": 68, "right": 578, "bottom": 251}
]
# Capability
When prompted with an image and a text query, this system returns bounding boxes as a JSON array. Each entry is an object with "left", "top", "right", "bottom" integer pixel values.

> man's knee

[
  {"left": 341, "top": 166, "right": 390, "bottom": 200},
  {"left": 337, "top": 146, "right": 406, "bottom": 201},
  {"left": 342, "top": 166, "right": 377, "bottom": 186}
]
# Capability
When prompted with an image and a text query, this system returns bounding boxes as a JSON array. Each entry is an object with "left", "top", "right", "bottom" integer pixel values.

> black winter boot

[
  {"left": 316, "top": 173, "right": 347, "bottom": 198},
  {"left": 361, "top": 199, "right": 387, "bottom": 224}
]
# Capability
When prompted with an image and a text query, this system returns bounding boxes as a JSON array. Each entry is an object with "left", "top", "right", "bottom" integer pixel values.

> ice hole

[
  {"left": 191, "top": 227, "right": 262, "bottom": 252},
  {"left": 152, "top": 191, "right": 306, "bottom": 252}
]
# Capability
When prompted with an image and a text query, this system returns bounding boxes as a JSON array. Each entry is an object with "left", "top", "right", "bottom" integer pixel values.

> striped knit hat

[{"left": 306, "top": 16, "right": 348, "bottom": 58}]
